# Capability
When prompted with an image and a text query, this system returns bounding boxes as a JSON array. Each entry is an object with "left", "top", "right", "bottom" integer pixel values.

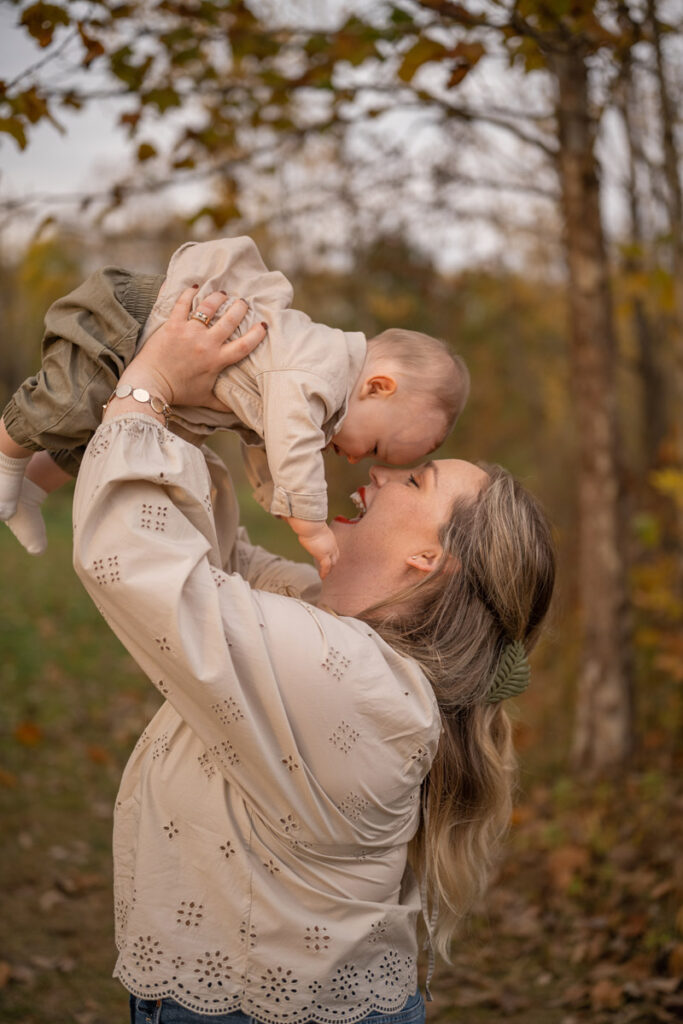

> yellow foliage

[{"left": 650, "top": 468, "right": 683, "bottom": 508}]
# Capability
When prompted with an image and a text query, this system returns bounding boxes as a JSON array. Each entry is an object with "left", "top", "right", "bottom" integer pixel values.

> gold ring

[{"left": 189, "top": 310, "right": 211, "bottom": 326}]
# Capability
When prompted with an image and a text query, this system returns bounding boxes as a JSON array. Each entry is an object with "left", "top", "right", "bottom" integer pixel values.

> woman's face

[{"left": 321, "top": 459, "right": 489, "bottom": 615}]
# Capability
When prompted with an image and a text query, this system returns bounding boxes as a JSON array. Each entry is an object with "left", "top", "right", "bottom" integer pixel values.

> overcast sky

[{"left": 0, "top": 0, "right": 646, "bottom": 271}]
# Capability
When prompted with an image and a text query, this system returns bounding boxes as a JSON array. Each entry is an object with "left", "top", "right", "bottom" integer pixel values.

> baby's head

[{"left": 333, "top": 329, "right": 469, "bottom": 464}]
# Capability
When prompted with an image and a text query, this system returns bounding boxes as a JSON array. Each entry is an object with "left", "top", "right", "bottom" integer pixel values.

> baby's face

[{"left": 332, "top": 393, "right": 447, "bottom": 465}]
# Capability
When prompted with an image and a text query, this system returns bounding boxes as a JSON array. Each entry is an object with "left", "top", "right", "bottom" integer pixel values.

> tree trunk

[
  {"left": 618, "top": 62, "right": 668, "bottom": 469},
  {"left": 549, "top": 44, "right": 633, "bottom": 774},
  {"left": 649, "top": 0, "right": 683, "bottom": 549}
]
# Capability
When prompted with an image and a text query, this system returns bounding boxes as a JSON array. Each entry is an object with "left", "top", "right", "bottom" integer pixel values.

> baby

[{"left": 0, "top": 237, "right": 469, "bottom": 576}]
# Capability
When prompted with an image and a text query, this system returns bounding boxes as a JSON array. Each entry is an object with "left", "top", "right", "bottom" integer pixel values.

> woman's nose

[{"left": 369, "top": 465, "right": 388, "bottom": 486}]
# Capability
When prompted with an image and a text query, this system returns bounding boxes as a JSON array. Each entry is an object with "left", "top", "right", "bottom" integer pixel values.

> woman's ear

[
  {"left": 360, "top": 374, "right": 398, "bottom": 399},
  {"left": 406, "top": 549, "right": 442, "bottom": 574}
]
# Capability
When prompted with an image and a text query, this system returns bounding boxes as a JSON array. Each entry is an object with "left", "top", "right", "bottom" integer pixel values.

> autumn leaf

[
  {"left": 14, "top": 721, "right": 43, "bottom": 746},
  {"left": 137, "top": 142, "right": 157, "bottom": 162},
  {"left": 590, "top": 978, "right": 624, "bottom": 1011},
  {"left": 20, "top": 2, "right": 70, "bottom": 47},
  {"left": 546, "top": 844, "right": 589, "bottom": 891},
  {"left": 398, "top": 37, "right": 452, "bottom": 83},
  {"left": 0, "top": 116, "right": 27, "bottom": 149}
]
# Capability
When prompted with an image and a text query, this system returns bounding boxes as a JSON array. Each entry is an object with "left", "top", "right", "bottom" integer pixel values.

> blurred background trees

[{"left": 1, "top": 0, "right": 682, "bottom": 772}]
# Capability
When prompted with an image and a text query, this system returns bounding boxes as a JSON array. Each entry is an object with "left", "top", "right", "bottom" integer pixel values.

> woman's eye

[{"left": 408, "top": 473, "right": 419, "bottom": 487}]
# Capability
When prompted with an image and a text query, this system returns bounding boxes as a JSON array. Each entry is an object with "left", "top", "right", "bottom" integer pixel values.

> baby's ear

[{"left": 361, "top": 374, "right": 398, "bottom": 399}]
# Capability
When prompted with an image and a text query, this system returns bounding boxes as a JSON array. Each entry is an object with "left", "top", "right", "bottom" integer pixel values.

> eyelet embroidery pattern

[
  {"left": 281, "top": 754, "right": 300, "bottom": 772},
  {"left": 197, "top": 750, "right": 217, "bottom": 780},
  {"left": 210, "top": 566, "right": 228, "bottom": 589},
  {"left": 304, "top": 926, "right": 330, "bottom": 953},
  {"left": 157, "top": 678, "right": 170, "bottom": 697},
  {"left": 192, "top": 950, "right": 232, "bottom": 989},
  {"left": 336, "top": 792, "right": 369, "bottom": 821},
  {"left": 259, "top": 966, "right": 299, "bottom": 1005},
  {"left": 176, "top": 901, "right": 204, "bottom": 927},
  {"left": 290, "top": 837, "right": 312, "bottom": 851},
  {"left": 321, "top": 648, "right": 351, "bottom": 680},
  {"left": 279, "top": 814, "right": 299, "bottom": 835},
  {"left": 410, "top": 746, "right": 429, "bottom": 763},
  {"left": 88, "top": 432, "right": 111, "bottom": 458},
  {"left": 121, "top": 419, "right": 175, "bottom": 446},
  {"left": 219, "top": 839, "right": 235, "bottom": 859},
  {"left": 155, "top": 636, "right": 173, "bottom": 653},
  {"left": 152, "top": 733, "right": 169, "bottom": 760},
  {"left": 133, "top": 728, "right": 151, "bottom": 753},
  {"left": 329, "top": 963, "right": 361, "bottom": 1002},
  {"left": 163, "top": 821, "right": 179, "bottom": 840},
  {"left": 202, "top": 493, "right": 213, "bottom": 515},
  {"left": 115, "top": 896, "right": 130, "bottom": 933},
  {"left": 211, "top": 697, "right": 244, "bottom": 724},
  {"left": 263, "top": 858, "right": 280, "bottom": 875},
  {"left": 140, "top": 503, "right": 169, "bottom": 532},
  {"left": 368, "top": 921, "right": 387, "bottom": 944},
  {"left": 93, "top": 555, "right": 120, "bottom": 585},
  {"left": 239, "top": 920, "right": 257, "bottom": 949},
  {"left": 328, "top": 721, "right": 360, "bottom": 755},
  {"left": 131, "top": 935, "right": 163, "bottom": 973},
  {"left": 377, "top": 950, "right": 404, "bottom": 988},
  {"left": 203, "top": 740, "right": 241, "bottom": 773},
  {"left": 117, "top": 948, "right": 417, "bottom": 1020}
]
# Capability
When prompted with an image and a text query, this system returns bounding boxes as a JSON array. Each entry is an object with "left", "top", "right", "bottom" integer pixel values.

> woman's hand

[{"left": 117, "top": 289, "right": 266, "bottom": 411}]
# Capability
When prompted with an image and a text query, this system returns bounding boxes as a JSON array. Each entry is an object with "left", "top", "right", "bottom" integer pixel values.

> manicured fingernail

[
  {"left": 261, "top": 322, "right": 268, "bottom": 330},
  {"left": 192, "top": 283, "right": 199, "bottom": 288}
]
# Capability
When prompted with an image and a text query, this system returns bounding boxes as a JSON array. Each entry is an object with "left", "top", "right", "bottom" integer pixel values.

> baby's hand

[{"left": 287, "top": 517, "right": 339, "bottom": 580}]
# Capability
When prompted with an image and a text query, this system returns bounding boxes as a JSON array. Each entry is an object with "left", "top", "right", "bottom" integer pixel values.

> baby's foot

[
  {"left": 0, "top": 451, "right": 31, "bottom": 520},
  {"left": 5, "top": 478, "right": 48, "bottom": 555}
]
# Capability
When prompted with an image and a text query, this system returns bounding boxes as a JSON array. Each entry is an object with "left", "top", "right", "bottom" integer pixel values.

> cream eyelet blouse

[{"left": 73, "top": 414, "right": 441, "bottom": 1022}]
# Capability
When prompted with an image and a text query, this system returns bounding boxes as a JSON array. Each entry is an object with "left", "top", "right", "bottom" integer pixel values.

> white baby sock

[
  {"left": 5, "top": 477, "right": 48, "bottom": 555},
  {"left": 0, "top": 449, "right": 32, "bottom": 520}
]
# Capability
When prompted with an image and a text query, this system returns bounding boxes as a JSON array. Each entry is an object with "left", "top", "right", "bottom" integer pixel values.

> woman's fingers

[
  {"left": 168, "top": 286, "right": 198, "bottom": 323},
  {"left": 215, "top": 321, "right": 268, "bottom": 372},
  {"left": 171, "top": 289, "right": 241, "bottom": 328},
  {"left": 208, "top": 297, "right": 249, "bottom": 340},
  {"left": 191, "top": 290, "right": 233, "bottom": 325}
]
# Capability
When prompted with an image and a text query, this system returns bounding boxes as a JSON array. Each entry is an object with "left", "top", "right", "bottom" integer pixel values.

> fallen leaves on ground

[{"left": 430, "top": 756, "right": 683, "bottom": 1022}]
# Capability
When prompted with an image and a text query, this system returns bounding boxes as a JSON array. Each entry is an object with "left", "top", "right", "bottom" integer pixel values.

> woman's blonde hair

[{"left": 361, "top": 464, "right": 555, "bottom": 959}]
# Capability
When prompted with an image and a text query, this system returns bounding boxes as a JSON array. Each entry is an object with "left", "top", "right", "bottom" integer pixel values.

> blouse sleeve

[{"left": 73, "top": 414, "right": 439, "bottom": 844}]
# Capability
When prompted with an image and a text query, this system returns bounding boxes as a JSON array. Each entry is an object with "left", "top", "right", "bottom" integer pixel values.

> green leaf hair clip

[{"left": 486, "top": 640, "right": 530, "bottom": 704}]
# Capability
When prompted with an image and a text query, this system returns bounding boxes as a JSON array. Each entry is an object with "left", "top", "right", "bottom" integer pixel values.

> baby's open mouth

[{"left": 334, "top": 486, "right": 367, "bottom": 525}]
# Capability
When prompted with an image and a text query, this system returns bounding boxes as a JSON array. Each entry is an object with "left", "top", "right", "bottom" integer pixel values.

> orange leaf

[
  {"left": 14, "top": 721, "right": 43, "bottom": 746},
  {"left": 0, "top": 767, "right": 18, "bottom": 787},
  {"left": 669, "top": 944, "right": 683, "bottom": 976},
  {"left": 590, "top": 978, "right": 623, "bottom": 1011},
  {"left": 86, "top": 745, "right": 109, "bottom": 764},
  {"left": 546, "top": 844, "right": 589, "bottom": 890}
]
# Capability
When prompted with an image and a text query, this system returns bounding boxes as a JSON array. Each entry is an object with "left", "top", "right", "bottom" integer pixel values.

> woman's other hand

[{"left": 118, "top": 289, "right": 267, "bottom": 411}]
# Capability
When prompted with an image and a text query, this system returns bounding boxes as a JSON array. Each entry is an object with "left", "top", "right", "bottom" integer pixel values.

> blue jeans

[{"left": 129, "top": 990, "right": 425, "bottom": 1024}]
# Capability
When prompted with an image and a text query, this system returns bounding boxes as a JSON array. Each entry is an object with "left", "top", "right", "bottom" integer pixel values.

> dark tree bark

[
  {"left": 649, "top": 0, "right": 683, "bottom": 474},
  {"left": 618, "top": 60, "right": 668, "bottom": 469},
  {"left": 549, "top": 43, "right": 633, "bottom": 773}
]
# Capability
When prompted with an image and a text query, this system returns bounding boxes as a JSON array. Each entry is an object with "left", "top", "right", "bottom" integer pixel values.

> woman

[{"left": 73, "top": 290, "right": 555, "bottom": 1024}]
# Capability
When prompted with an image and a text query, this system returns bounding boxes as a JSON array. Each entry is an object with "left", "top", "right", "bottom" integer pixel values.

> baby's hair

[{"left": 367, "top": 328, "right": 470, "bottom": 433}]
